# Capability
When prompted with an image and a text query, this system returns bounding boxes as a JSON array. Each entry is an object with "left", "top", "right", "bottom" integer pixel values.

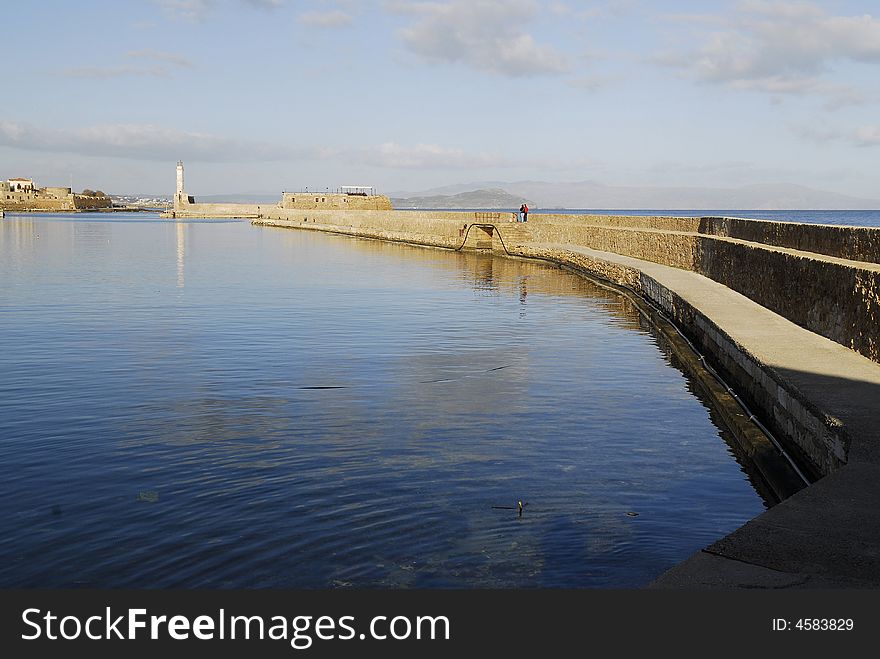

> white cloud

[
  {"left": 154, "top": 0, "right": 218, "bottom": 21},
  {"left": 127, "top": 49, "right": 195, "bottom": 68},
  {"left": 0, "top": 122, "right": 507, "bottom": 170},
  {"left": 566, "top": 74, "right": 615, "bottom": 92},
  {"left": 61, "top": 50, "right": 194, "bottom": 79},
  {"left": 853, "top": 125, "right": 880, "bottom": 147},
  {"left": 243, "top": 0, "right": 283, "bottom": 8},
  {"left": 61, "top": 66, "right": 168, "bottom": 79},
  {"left": 351, "top": 142, "right": 508, "bottom": 169},
  {"left": 657, "top": 1, "right": 880, "bottom": 104},
  {"left": 297, "top": 10, "right": 353, "bottom": 28},
  {"left": 0, "top": 120, "right": 296, "bottom": 162},
  {"left": 794, "top": 123, "right": 880, "bottom": 148},
  {"left": 387, "top": 0, "right": 569, "bottom": 77},
  {"left": 154, "top": 0, "right": 282, "bottom": 21}
]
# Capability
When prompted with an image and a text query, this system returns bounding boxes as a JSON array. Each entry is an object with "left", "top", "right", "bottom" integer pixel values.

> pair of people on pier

[{"left": 519, "top": 203, "right": 529, "bottom": 222}]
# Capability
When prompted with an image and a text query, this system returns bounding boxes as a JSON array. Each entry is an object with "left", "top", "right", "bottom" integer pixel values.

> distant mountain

[
  {"left": 392, "top": 188, "right": 534, "bottom": 209},
  {"left": 388, "top": 182, "right": 510, "bottom": 198},
  {"left": 393, "top": 181, "right": 880, "bottom": 210}
]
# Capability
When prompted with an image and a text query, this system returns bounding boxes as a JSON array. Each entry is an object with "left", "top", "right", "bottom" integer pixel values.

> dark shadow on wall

[{"left": 769, "top": 365, "right": 880, "bottom": 466}]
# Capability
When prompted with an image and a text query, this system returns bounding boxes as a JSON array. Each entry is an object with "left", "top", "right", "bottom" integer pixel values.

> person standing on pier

[{"left": 522, "top": 203, "right": 529, "bottom": 222}]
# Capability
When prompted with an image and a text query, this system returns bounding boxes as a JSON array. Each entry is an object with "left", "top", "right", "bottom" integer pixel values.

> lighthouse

[{"left": 175, "top": 160, "right": 187, "bottom": 210}]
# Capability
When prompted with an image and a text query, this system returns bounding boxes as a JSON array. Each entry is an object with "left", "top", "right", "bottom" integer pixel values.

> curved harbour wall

[
  {"left": 247, "top": 208, "right": 879, "bottom": 481},
  {"left": 244, "top": 209, "right": 880, "bottom": 588},
  {"left": 238, "top": 206, "right": 880, "bottom": 586}
]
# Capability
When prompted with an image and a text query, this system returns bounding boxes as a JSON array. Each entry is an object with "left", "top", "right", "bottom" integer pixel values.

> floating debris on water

[
  {"left": 137, "top": 491, "right": 159, "bottom": 503},
  {"left": 492, "top": 501, "right": 529, "bottom": 517}
]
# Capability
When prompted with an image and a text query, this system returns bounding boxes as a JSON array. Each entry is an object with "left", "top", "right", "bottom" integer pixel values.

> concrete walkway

[{"left": 535, "top": 244, "right": 880, "bottom": 588}]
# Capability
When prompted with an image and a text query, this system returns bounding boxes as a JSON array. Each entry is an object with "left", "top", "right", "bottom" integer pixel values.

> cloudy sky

[{"left": 2, "top": 0, "right": 879, "bottom": 198}]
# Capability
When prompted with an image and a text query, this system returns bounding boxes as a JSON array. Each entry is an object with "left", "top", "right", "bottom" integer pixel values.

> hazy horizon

[{"left": 3, "top": 1, "right": 879, "bottom": 204}]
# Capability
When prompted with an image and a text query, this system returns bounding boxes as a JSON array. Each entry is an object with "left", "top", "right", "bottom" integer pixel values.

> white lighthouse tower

[{"left": 175, "top": 160, "right": 187, "bottom": 210}]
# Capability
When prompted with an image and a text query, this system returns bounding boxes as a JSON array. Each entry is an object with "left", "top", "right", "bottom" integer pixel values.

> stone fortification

[
  {"left": 1, "top": 180, "right": 112, "bottom": 212},
  {"left": 168, "top": 163, "right": 392, "bottom": 217},
  {"left": 281, "top": 192, "right": 392, "bottom": 211},
  {"left": 168, "top": 195, "right": 392, "bottom": 218}
]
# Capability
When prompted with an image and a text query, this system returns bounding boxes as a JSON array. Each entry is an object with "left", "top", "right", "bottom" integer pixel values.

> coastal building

[
  {"left": 0, "top": 177, "right": 112, "bottom": 212},
  {"left": 7, "top": 178, "right": 35, "bottom": 192}
]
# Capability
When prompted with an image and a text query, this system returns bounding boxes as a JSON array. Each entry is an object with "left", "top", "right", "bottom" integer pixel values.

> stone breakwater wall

[
  {"left": 695, "top": 238, "right": 879, "bottom": 366},
  {"left": 518, "top": 222, "right": 880, "bottom": 366},
  {"left": 166, "top": 202, "right": 264, "bottom": 218},
  {"left": 514, "top": 243, "right": 847, "bottom": 480},
  {"left": 253, "top": 208, "right": 880, "bottom": 478},
  {"left": 700, "top": 216, "right": 880, "bottom": 264},
  {"left": 255, "top": 209, "right": 880, "bottom": 366},
  {"left": 258, "top": 208, "right": 508, "bottom": 247}
]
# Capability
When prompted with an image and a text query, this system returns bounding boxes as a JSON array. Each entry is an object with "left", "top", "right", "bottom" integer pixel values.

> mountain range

[
  {"left": 392, "top": 188, "right": 534, "bottom": 209},
  {"left": 389, "top": 181, "right": 880, "bottom": 210}
]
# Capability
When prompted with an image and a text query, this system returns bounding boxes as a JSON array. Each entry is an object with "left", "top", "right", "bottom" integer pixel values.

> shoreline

[{"left": 0, "top": 206, "right": 167, "bottom": 214}]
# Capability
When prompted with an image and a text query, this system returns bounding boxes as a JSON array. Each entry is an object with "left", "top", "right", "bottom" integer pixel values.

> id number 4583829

[{"left": 772, "top": 618, "right": 854, "bottom": 631}]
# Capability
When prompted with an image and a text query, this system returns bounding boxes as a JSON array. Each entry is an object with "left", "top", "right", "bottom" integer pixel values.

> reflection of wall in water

[
  {"left": 469, "top": 254, "right": 500, "bottom": 293},
  {"left": 304, "top": 230, "right": 645, "bottom": 326},
  {"left": 0, "top": 217, "right": 37, "bottom": 255}
]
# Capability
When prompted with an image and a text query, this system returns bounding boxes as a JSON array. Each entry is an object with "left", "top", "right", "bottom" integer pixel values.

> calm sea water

[{"left": 0, "top": 213, "right": 768, "bottom": 588}]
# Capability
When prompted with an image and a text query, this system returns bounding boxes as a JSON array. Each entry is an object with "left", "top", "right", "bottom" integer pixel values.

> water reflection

[
  {"left": 73, "top": 221, "right": 111, "bottom": 251},
  {"left": 176, "top": 220, "right": 186, "bottom": 289},
  {"left": 0, "top": 216, "right": 37, "bottom": 251},
  {"left": 0, "top": 217, "right": 769, "bottom": 588}
]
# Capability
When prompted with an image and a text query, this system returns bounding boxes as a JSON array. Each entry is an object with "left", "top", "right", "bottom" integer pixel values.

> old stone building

[{"left": 1, "top": 177, "right": 112, "bottom": 211}]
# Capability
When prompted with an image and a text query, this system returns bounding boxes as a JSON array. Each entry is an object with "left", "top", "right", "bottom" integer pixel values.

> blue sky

[{"left": 2, "top": 0, "right": 878, "bottom": 198}]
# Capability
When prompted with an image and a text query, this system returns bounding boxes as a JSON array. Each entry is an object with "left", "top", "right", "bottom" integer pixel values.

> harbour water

[{"left": 0, "top": 214, "right": 770, "bottom": 588}]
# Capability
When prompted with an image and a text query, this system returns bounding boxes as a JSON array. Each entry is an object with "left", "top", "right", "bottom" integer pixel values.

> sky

[{"left": 1, "top": 0, "right": 879, "bottom": 198}]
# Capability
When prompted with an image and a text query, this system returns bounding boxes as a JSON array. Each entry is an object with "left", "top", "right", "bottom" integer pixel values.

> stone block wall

[
  {"left": 694, "top": 238, "right": 880, "bottom": 364},
  {"left": 535, "top": 213, "right": 702, "bottom": 233},
  {"left": 171, "top": 202, "right": 266, "bottom": 217},
  {"left": 1, "top": 189, "right": 111, "bottom": 211},
  {"left": 636, "top": 271, "right": 848, "bottom": 478},
  {"left": 700, "top": 216, "right": 880, "bottom": 265},
  {"left": 280, "top": 193, "right": 392, "bottom": 211}
]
